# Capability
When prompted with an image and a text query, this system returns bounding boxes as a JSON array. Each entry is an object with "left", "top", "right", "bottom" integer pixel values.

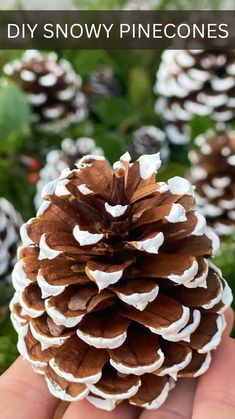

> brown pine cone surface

[
  {"left": 155, "top": 50, "right": 235, "bottom": 144},
  {"left": 35, "top": 137, "right": 104, "bottom": 210},
  {"left": 189, "top": 131, "right": 235, "bottom": 236},
  {"left": 4, "top": 50, "right": 87, "bottom": 130},
  {"left": 11, "top": 153, "right": 232, "bottom": 410}
]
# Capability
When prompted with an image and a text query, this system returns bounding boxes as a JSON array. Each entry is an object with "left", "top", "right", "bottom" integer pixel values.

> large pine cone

[
  {"left": 155, "top": 50, "right": 235, "bottom": 144},
  {"left": 4, "top": 50, "right": 87, "bottom": 130},
  {"left": 189, "top": 131, "right": 235, "bottom": 236},
  {"left": 0, "top": 198, "right": 21, "bottom": 285},
  {"left": 35, "top": 137, "right": 104, "bottom": 210},
  {"left": 11, "top": 153, "right": 232, "bottom": 410}
]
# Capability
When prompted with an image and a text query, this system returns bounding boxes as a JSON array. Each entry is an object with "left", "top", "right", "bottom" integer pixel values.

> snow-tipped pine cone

[
  {"left": 0, "top": 198, "right": 21, "bottom": 285},
  {"left": 87, "top": 66, "right": 121, "bottom": 104},
  {"left": 4, "top": 50, "right": 87, "bottom": 130},
  {"left": 155, "top": 50, "right": 235, "bottom": 144},
  {"left": 189, "top": 131, "right": 235, "bottom": 236},
  {"left": 131, "top": 125, "right": 169, "bottom": 163},
  {"left": 11, "top": 153, "right": 232, "bottom": 410},
  {"left": 35, "top": 137, "right": 104, "bottom": 210}
]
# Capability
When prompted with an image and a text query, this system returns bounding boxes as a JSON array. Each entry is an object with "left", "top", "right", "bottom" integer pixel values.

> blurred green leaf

[
  {"left": 0, "top": 315, "right": 18, "bottom": 374},
  {"left": 94, "top": 129, "right": 126, "bottom": 162},
  {"left": 128, "top": 67, "right": 153, "bottom": 111},
  {"left": 157, "top": 162, "right": 187, "bottom": 181},
  {"left": 214, "top": 239, "right": 235, "bottom": 291},
  {"left": 190, "top": 115, "right": 215, "bottom": 143},
  {"left": 0, "top": 84, "right": 31, "bottom": 153},
  {"left": 92, "top": 97, "right": 133, "bottom": 127},
  {"left": 62, "top": 50, "right": 113, "bottom": 79}
]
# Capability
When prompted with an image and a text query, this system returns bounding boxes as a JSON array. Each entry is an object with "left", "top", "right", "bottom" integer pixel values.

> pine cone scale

[
  {"left": 51, "top": 335, "right": 109, "bottom": 384},
  {"left": 108, "top": 326, "right": 163, "bottom": 375},
  {"left": 178, "top": 350, "right": 211, "bottom": 378},
  {"left": 129, "top": 374, "right": 174, "bottom": 410},
  {"left": 46, "top": 367, "right": 89, "bottom": 401}
]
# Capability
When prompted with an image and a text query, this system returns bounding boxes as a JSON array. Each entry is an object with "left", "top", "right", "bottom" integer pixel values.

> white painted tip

[
  {"left": 38, "top": 234, "right": 62, "bottom": 260},
  {"left": 86, "top": 267, "right": 123, "bottom": 291},
  {"left": 73, "top": 225, "right": 103, "bottom": 246},
  {"left": 168, "top": 176, "right": 195, "bottom": 196},
  {"left": 76, "top": 329, "right": 127, "bottom": 349},
  {"left": 105, "top": 203, "right": 128, "bottom": 218},
  {"left": 165, "top": 204, "right": 187, "bottom": 223},
  {"left": 138, "top": 153, "right": 161, "bottom": 179}
]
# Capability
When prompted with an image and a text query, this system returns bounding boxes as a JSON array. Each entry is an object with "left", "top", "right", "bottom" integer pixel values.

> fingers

[
  {"left": 224, "top": 307, "right": 234, "bottom": 336},
  {"left": 0, "top": 357, "right": 59, "bottom": 419},
  {"left": 140, "top": 378, "right": 197, "bottom": 419},
  {"left": 192, "top": 336, "right": 235, "bottom": 419},
  {"left": 62, "top": 398, "right": 140, "bottom": 419}
]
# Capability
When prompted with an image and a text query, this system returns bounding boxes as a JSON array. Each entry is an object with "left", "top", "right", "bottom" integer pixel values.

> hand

[{"left": 0, "top": 308, "right": 234, "bottom": 419}]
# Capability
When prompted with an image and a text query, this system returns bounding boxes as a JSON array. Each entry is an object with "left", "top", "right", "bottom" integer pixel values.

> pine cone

[
  {"left": 11, "top": 153, "right": 232, "bottom": 410},
  {"left": 189, "top": 131, "right": 235, "bottom": 236},
  {"left": 155, "top": 50, "right": 235, "bottom": 144},
  {"left": 35, "top": 137, "right": 104, "bottom": 210},
  {"left": 131, "top": 125, "right": 169, "bottom": 163},
  {"left": 4, "top": 50, "right": 87, "bottom": 131},
  {"left": 0, "top": 198, "right": 21, "bottom": 285},
  {"left": 87, "top": 66, "right": 121, "bottom": 104}
]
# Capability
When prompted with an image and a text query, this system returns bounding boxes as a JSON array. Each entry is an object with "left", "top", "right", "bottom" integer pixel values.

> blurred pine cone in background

[
  {"left": 4, "top": 50, "right": 87, "bottom": 131},
  {"left": 35, "top": 137, "right": 104, "bottom": 210},
  {"left": 123, "top": 0, "right": 160, "bottom": 9},
  {"left": 189, "top": 131, "right": 235, "bottom": 236},
  {"left": 86, "top": 66, "right": 121, "bottom": 104},
  {"left": 11, "top": 152, "right": 232, "bottom": 410},
  {"left": 155, "top": 50, "right": 235, "bottom": 144},
  {"left": 130, "top": 125, "right": 169, "bottom": 163},
  {"left": 0, "top": 198, "right": 21, "bottom": 285}
]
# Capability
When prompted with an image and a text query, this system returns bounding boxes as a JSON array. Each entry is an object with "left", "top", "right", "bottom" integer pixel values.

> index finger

[
  {"left": 0, "top": 357, "right": 59, "bottom": 419},
  {"left": 192, "top": 336, "right": 235, "bottom": 419}
]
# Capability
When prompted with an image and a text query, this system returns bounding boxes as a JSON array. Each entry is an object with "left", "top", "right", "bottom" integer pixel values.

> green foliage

[
  {"left": 190, "top": 115, "right": 216, "bottom": 144},
  {"left": 0, "top": 315, "right": 18, "bottom": 374},
  {"left": 157, "top": 162, "right": 188, "bottom": 181},
  {"left": 72, "top": 0, "right": 126, "bottom": 9},
  {"left": 0, "top": 84, "right": 31, "bottom": 154},
  {"left": 214, "top": 239, "right": 235, "bottom": 299},
  {"left": 92, "top": 97, "right": 134, "bottom": 128}
]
